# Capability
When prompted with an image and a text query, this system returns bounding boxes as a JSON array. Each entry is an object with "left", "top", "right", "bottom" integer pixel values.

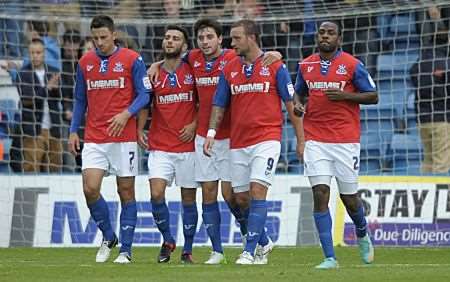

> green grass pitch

[{"left": 1, "top": 247, "right": 449, "bottom": 281}]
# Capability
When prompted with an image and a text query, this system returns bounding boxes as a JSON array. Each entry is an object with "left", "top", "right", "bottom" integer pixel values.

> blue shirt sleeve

[
  {"left": 213, "top": 72, "right": 231, "bottom": 108},
  {"left": 353, "top": 62, "right": 377, "bottom": 92},
  {"left": 128, "top": 56, "right": 151, "bottom": 115},
  {"left": 294, "top": 64, "right": 308, "bottom": 96},
  {"left": 70, "top": 66, "right": 87, "bottom": 133},
  {"left": 276, "top": 64, "right": 295, "bottom": 102}
]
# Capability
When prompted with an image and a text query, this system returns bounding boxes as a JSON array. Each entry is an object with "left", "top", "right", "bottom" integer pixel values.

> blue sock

[
  {"left": 228, "top": 203, "right": 248, "bottom": 236},
  {"left": 348, "top": 205, "right": 367, "bottom": 238},
  {"left": 151, "top": 199, "right": 174, "bottom": 244},
  {"left": 313, "top": 210, "right": 335, "bottom": 259},
  {"left": 119, "top": 201, "right": 137, "bottom": 255},
  {"left": 182, "top": 203, "right": 198, "bottom": 253},
  {"left": 258, "top": 227, "right": 269, "bottom": 246},
  {"left": 202, "top": 202, "right": 223, "bottom": 253},
  {"left": 88, "top": 196, "right": 115, "bottom": 241},
  {"left": 244, "top": 199, "right": 267, "bottom": 255}
]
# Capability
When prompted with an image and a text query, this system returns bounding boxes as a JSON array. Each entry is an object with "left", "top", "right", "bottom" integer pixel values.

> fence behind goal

[{"left": 0, "top": 0, "right": 449, "bottom": 248}]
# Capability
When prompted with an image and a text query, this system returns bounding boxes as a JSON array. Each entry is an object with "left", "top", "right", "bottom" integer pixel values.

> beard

[
  {"left": 318, "top": 43, "right": 337, "bottom": 53},
  {"left": 163, "top": 48, "right": 182, "bottom": 59}
]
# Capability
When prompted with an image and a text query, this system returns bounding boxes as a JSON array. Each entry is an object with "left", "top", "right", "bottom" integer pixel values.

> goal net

[{"left": 0, "top": 0, "right": 449, "bottom": 249}]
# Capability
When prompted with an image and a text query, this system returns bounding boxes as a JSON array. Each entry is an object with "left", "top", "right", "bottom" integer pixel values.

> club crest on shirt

[
  {"left": 336, "top": 64, "right": 347, "bottom": 75},
  {"left": 259, "top": 66, "right": 270, "bottom": 76},
  {"left": 194, "top": 61, "right": 201, "bottom": 68},
  {"left": 218, "top": 60, "right": 226, "bottom": 71},
  {"left": 113, "top": 62, "right": 124, "bottom": 72},
  {"left": 86, "top": 64, "right": 94, "bottom": 72},
  {"left": 184, "top": 74, "right": 193, "bottom": 84}
]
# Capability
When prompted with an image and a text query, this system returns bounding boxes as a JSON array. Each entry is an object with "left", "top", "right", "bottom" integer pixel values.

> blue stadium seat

[
  {"left": 377, "top": 12, "right": 420, "bottom": 51},
  {"left": 360, "top": 106, "right": 395, "bottom": 140},
  {"left": 386, "top": 133, "right": 423, "bottom": 175},
  {"left": 377, "top": 51, "right": 419, "bottom": 79},
  {"left": 0, "top": 99, "right": 18, "bottom": 122},
  {"left": 360, "top": 133, "right": 388, "bottom": 175}
]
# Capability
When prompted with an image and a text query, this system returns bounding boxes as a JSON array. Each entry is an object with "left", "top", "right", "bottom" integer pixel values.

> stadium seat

[
  {"left": 360, "top": 133, "right": 388, "bottom": 175},
  {"left": 386, "top": 133, "right": 423, "bottom": 175},
  {"left": 376, "top": 51, "right": 419, "bottom": 79},
  {"left": 360, "top": 106, "right": 395, "bottom": 140},
  {"left": 0, "top": 99, "right": 18, "bottom": 122},
  {"left": 377, "top": 12, "right": 420, "bottom": 51}
]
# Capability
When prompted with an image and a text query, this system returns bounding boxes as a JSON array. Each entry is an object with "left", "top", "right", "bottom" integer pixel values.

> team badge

[
  {"left": 336, "top": 64, "right": 347, "bottom": 75},
  {"left": 259, "top": 66, "right": 270, "bottom": 76},
  {"left": 218, "top": 60, "right": 226, "bottom": 71},
  {"left": 184, "top": 74, "right": 193, "bottom": 84},
  {"left": 113, "top": 62, "right": 124, "bottom": 72},
  {"left": 86, "top": 64, "right": 94, "bottom": 72}
]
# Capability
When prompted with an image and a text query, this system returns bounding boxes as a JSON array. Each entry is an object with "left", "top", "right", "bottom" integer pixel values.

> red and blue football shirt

[
  {"left": 295, "top": 51, "right": 376, "bottom": 143},
  {"left": 213, "top": 55, "right": 294, "bottom": 149},
  {"left": 186, "top": 48, "right": 235, "bottom": 139},
  {"left": 70, "top": 47, "right": 150, "bottom": 143},
  {"left": 147, "top": 62, "right": 197, "bottom": 153}
]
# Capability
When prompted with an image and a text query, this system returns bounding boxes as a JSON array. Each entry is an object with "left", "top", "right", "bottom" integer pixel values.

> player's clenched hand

[
  {"left": 147, "top": 63, "right": 160, "bottom": 84},
  {"left": 107, "top": 110, "right": 131, "bottom": 137},
  {"left": 68, "top": 133, "right": 80, "bottom": 156},
  {"left": 137, "top": 130, "right": 148, "bottom": 150},
  {"left": 203, "top": 137, "right": 215, "bottom": 157},
  {"left": 179, "top": 120, "right": 197, "bottom": 143},
  {"left": 262, "top": 51, "right": 282, "bottom": 66},
  {"left": 324, "top": 89, "right": 348, "bottom": 101},
  {"left": 293, "top": 102, "right": 305, "bottom": 117}
]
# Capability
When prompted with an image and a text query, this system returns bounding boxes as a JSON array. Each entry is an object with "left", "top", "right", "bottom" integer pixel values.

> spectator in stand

[
  {"left": 80, "top": 37, "right": 95, "bottom": 57},
  {"left": 4, "top": 21, "right": 61, "bottom": 81},
  {"left": 410, "top": 29, "right": 450, "bottom": 174},
  {"left": 16, "top": 39, "right": 63, "bottom": 173},
  {"left": 416, "top": 5, "right": 450, "bottom": 48},
  {"left": 61, "top": 29, "right": 82, "bottom": 172}
]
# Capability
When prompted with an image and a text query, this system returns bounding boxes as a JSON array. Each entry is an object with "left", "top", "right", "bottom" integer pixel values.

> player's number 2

[
  {"left": 353, "top": 156, "right": 359, "bottom": 170},
  {"left": 129, "top": 151, "right": 135, "bottom": 166}
]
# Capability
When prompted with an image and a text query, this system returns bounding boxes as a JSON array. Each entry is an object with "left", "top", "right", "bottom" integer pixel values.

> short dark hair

[
  {"left": 165, "top": 24, "right": 190, "bottom": 46},
  {"left": 231, "top": 19, "right": 260, "bottom": 45},
  {"left": 318, "top": 20, "right": 342, "bottom": 36},
  {"left": 90, "top": 15, "right": 115, "bottom": 32},
  {"left": 29, "top": 21, "right": 50, "bottom": 37},
  {"left": 29, "top": 38, "right": 45, "bottom": 47},
  {"left": 63, "top": 29, "right": 81, "bottom": 44},
  {"left": 194, "top": 18, "right": 223, "bottom": 38}
]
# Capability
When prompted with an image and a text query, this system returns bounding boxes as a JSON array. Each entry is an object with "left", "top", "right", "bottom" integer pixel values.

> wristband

[{"left": 207, "top": 129, "right": 216, "bottom": 138}]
